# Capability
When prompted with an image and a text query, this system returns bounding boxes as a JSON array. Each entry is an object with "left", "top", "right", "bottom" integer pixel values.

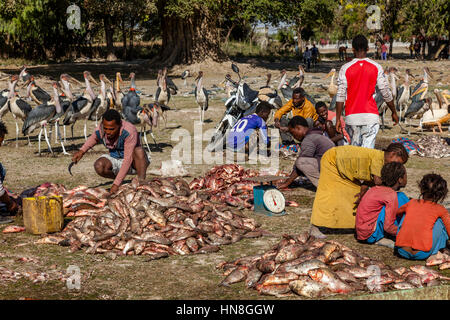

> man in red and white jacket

[{"left": 335, "top": 35, "right": 399, "bottom": 149}]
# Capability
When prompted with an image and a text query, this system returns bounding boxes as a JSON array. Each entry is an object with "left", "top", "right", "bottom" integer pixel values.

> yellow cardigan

[{"left": 274, "top": 98, "right": 318, "bottom": 121}]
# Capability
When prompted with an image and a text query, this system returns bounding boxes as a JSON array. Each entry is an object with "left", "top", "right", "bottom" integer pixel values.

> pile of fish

[
  {"left": 426, "top": 250, "right": 450, "bottom": 270},
  {"left": 36, "top": 177, "right": 271, "bottom": 257},
  {"left": 217, "top": 232, "right": 450, "bottom": 298},
  {"left": 415, "top": 135, "right": 450, "bottom": 158},
  {"left": 189, "top": 164, "right": 294, "bottom": 209}
]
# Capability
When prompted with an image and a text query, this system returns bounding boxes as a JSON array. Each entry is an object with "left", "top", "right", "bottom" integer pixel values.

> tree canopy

[{"left": 0, "top": 0, "right": 447, "bottom": 63}]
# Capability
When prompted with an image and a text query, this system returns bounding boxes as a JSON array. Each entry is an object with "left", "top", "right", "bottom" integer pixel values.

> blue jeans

[
  {"left": 396, "top": 218, "right": 449, "bottom": 260},
  {"left": 346, "top": 123, "right": 380, "bottom": 149},
  {"left": 382, "top": 52, "right": 387, "bottom": 60},
  {"left": 366, "top": 192, "right": 410, "bottom": 244}
]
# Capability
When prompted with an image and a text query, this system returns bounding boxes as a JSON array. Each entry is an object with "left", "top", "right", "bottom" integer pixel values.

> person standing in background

[{"left": 335, "top": 35, "right": 399, "bottom": 149}]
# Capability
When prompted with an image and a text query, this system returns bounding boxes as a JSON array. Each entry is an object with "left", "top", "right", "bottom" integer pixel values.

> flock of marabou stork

[
  {"left": 0, "top": 64, "right": 448, "bottom": 157},
  {"left": 0, "top": 66, "right": 210, "bottom": 156}
]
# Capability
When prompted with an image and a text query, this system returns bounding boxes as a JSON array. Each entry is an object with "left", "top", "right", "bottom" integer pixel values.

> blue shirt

[{"left": 227, "top": 114, "right": 269, "bottom": 150}]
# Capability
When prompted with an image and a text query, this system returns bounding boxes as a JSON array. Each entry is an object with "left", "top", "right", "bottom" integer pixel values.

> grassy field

[{"left": 0, "top": 57, "right": 448, "bottom": 299}]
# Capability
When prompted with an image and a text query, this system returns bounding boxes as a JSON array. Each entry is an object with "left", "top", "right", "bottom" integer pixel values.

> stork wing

[
  {"left": 203, "top": 87, "right": 209, "bottom": 111},
  {"left": 155, "top": 87, "right": 161, "bottom": 103},
  {"left": 16, "top": 99, "right": 32, "bottom": 115},
  {"left": 396, "top": 86, "right": 404, "bottom": 106},
  {"left": 34, "top": 87, "right": 51, "bottom": 102},
  {"left": 22, "top": 104, "right": 55, "bottom": 135}
]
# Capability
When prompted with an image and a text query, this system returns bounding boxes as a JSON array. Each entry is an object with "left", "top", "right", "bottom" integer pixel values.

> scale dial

[{"left": 263, "top": 189, "right": 285, "bottom": 213}]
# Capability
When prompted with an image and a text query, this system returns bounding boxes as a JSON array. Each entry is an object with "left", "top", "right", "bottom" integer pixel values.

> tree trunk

[
  {"left": 224, "top": 23, "right": 236, "bottom": 45},
  {"left": 296, "top": 23, "right": 303, "bottom": 55},
  {"left": 157, "top": 6, "right": 225, "bottom": 65},
  {"left": 129, "top": 19, "right": 134, "bottom": 60},
  {"left": 103, "top": 15, "right": 117, "bottom": 61},
  {"left": 389, "top": 36, "right": 394, "bottom": 57},
  {"left": 122, "top": 16, "right": 127, "bottom": 60}
]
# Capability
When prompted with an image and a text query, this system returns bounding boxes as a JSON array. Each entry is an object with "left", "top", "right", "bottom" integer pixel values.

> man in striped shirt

[
  {"left": 335, "top": 35, "right": 399, "bottom": 149},
  {"left": 72, "top": 109, "right": 150, "bottom": 194}
]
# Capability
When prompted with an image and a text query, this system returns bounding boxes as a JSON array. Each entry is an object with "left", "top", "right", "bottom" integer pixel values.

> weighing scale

[{"left": 248, "top": 176, "right": 289, "bottom": 216}]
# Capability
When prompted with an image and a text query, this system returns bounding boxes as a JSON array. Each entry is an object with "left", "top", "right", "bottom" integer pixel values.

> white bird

[
  {"left": 7, "top": 75, "right": 32, "bottom": 146},
  {"left": 195, "top": 71, "right": 208, "bottom": 123},
  {"left": 396, "top": 69, "right": 415, "bottom": 121}
]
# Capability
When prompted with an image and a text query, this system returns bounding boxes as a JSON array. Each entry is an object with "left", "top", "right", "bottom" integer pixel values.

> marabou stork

[
  {"left": 277, "top": 66, "right": 315, "bottom": 105},
  {"left": 0, "top": 89, "right": 9, "bottom": 120},
  {"left": 123, "top": 103, "right": 158, "bottom": 153},
  {"left": 163, "top": 67, "right": 178, "bottom": 95},
  {"left": 325, "top": 68, "right": 337, "bottom": 110},
  {"left": 195, "top": 71, "right": 208, "bottom": 123},
  {"left": 24, "top": 75, "right": 51, "bottom": 105},
  {"left": 88, "top": 74, "right": 113, "bottom": 125},
  {"left": 396, "top": 69, "right": 415, "bottom": 121},
  {"left": 22, "top": 82, "right": 65, "bottom": 155},
  {"left": 121, "top": 72, "right": 140, "bottom": 112},
  {"left": 7, "top": 75, "right": 32, "bottom": 145},
  {"left": 19, "top": 66, "right": 32, "bottom": 83},
  {"left": 181, "top": 70, "right": 190, "bottom": 88},
  {"left": 403, "top": 67, "right": 433, "bottom": 133},
  {"left": 155, "top": 69, "right": 171, "bottom": 127},
  {"left": 260, "top": 74, "right": 272, "bottom": 89},
  {"left": 62, "top": 71, "right": 99, "bottom": 141}
]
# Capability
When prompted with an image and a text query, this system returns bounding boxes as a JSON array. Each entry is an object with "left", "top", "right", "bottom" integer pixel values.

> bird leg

[
  {"left": 27, "top": 135, "right": 31, "bottom": 146},
  {"left": 38, "top": 128, "right": 43, "bottom": 156},
  {"left": 15, "top": 120, "right": 19, "bottom": 147},
  {"left": 54, "top": 122, "right": 58, "bottom": 143},
  {"left": 63, "top": 125, "right": 67, "bottom": 143},
  {"left": 84, "top": 119, "right": 88, "bottom": 140},
  {"left": 71, "top": 123, "right": 75, "bottom": 140},
  {"left": 57, "top": 123, "right": 69, "bottom": 155},
  {"left": 43, "top": 125, "right": 54, "bottom": 156},
  {"left": 150, "top": 131, "right": 157, "bottom": 146}
]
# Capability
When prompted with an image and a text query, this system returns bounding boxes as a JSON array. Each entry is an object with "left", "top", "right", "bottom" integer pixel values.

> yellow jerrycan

[{"left": 22, "top": 196, "right": 64, "bottom": 234}]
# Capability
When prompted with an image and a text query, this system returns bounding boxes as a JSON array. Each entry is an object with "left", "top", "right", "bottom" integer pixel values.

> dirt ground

[{"left": 0, "top": 53, "right": 449, "bottom": 300}]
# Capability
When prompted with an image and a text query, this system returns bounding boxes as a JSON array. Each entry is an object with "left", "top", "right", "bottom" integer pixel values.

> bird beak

[
  {"left": 22, "top": 79, "right": 31, "bottom": 88},
  {"left": 69, "top": 76, "right": 83, "bottom": 86},
  {"left": 411, "top": 84, "right": 427, "bottom": 97},
  {"left": 89, "top": 74, "right": 99, "bottom": 86},
  {"left": 103, "top": 76, "right": 112, "bottom": 85},
  {"left": 325, "top": 71, "right": 334, "bottom": 79}
]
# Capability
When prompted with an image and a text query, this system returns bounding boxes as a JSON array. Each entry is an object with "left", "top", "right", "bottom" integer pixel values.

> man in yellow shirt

[{"left": 274, "top": 87, "right": 318, "bottom": 144}]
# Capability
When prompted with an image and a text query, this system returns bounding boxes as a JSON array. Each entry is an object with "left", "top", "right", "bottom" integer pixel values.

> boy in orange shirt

[{"left": 395, "top": 174, "right": 450, "bottom": 260}]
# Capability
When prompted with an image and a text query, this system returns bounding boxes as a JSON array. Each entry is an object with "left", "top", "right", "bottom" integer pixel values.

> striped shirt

[
  {"left": 336, "top": 58, "right": 393, "bottom": 125},
  {"left": 80, "top": 121, "right": 140, "bottom": 186}
]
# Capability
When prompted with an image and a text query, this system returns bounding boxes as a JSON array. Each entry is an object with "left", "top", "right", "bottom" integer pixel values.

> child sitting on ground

[
  {"left": 355, "top": 162, "right": 409, "bottom": 248},
  {"left": 395, "top": 173, "right": 450, "bottom": 260}
]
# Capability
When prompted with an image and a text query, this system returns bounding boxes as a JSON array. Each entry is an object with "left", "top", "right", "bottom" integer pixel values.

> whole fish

[
  {"left": 245, "top": 268, "right": 263, "bottom": 288},
  {"left": 256, "top": 283, "right": 291, "bottom": 297},
  {"left": 132, "top": 231, "right": 172, "bottom": 245},
  {"left": 220, "top": 266, "right": 249, "bottom": 287},
  {"left": 283, "top": 259, "right": 327, "bottom": 276},
  {"left": 274, "top": 244, "right": 306, "bottom": 264},
  {"left": 2, "top": 226, "right": 25, "bottom": 233},
  {"left": 195, "top": 245, "right": 220, "bottom": 254},
  {"left": 289, "top": 277, "right": 330, "bottom": 298},
  {"left": 259, "top": 272, "right": 299, "bottom": 286},
  {"left": 392, "top": 282, "right": 416, "bottom": 290},
  {"left": 410, "top": 265, "right": 450, "bottom": 280},
  {"left": 308, "top": 268, "right": 354, "bottom": 294}
]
